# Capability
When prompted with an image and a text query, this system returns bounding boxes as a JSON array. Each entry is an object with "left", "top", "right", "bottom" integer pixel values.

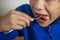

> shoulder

[
  {"left": 15, "top": 4, "right": 34, "bottom": 18},
  {"left": 15, "top": 4, "right": 31, "bottom": 12}
]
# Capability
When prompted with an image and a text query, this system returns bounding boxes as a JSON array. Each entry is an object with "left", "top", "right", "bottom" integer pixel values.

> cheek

[
  {"left": 51, "top": 10, "right": 59, "bottom": 18},
  {"left": 47, "top": 3, "right": 60, "bottom": 16},
  {"left": 49, "top": 9, "right": 59, "bottom": 22},
  {"left": 30, "top": 0, "right": 35, "bottom": 7},
  {"left": 46, "top": 1, "right": 60, "bottom": 14},
  {"left": 30, "top": 0, "right": 38, "bottom": 9},
  {"left": 46, "top": 5, "right": 60, "bottom": 20},
  {"left": 30, "top": 2, "right": 34, "bottom": 11}
]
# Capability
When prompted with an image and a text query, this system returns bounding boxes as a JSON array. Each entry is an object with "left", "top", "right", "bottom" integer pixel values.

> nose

[{"left": 34, "top": 0, "right": 45, "bottom": 11}]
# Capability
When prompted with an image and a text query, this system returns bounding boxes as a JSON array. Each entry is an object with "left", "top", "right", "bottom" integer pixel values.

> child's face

[{"left": 30, "top": 0, "right": 60, "bottom": 27}]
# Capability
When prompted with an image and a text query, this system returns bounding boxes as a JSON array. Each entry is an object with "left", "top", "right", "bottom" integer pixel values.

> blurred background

[{"left": 0, "top": 0, "right": 29, "bottom": 16}]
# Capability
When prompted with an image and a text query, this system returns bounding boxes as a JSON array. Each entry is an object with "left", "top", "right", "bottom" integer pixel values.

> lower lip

[{"left": 37, "top": 19, "right": 47, "bottom": 23}]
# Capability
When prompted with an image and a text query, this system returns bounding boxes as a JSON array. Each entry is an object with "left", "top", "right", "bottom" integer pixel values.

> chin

[
  {"left": 37, "top": 20, "right": 51, "bottom": 27},
  {"left": 39, "top": 23, "right": 50, "bottom": 27}
]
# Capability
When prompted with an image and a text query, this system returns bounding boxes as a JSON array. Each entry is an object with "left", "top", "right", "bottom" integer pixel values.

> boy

[{"left": 0, "top": 0, "right": 60, "bottom": 40}]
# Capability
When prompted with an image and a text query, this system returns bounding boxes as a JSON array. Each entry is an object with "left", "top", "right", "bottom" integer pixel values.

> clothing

[{"left": 0, "top": 4, "right": 60, "bottom": 40}]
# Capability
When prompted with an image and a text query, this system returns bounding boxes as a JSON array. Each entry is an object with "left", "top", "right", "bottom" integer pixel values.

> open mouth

[{"left": 35, "top": 14, "right": 49, "bottom": 23}]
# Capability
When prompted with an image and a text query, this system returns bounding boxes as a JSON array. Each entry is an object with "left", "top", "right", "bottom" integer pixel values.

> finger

[
  {"left": 16, "top": 20, "right": 26, "bottom": 28},
  {"left": 17, "top": 17, "right": 30, "bottom": 26},
  {"left": 23, "top": 13, "right": 34, "bottom": 21},
  {"left": 11, "top": 14, "right": 30, "bottom": 26},
  {"left": 12, "top": 24, "right": 23, "bottom": 30},
  {"left": 11, "top": 10, "right": 34, "bottom": 21}
]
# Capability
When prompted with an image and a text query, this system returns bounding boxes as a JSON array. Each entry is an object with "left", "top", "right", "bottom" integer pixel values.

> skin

[
  {"left": 0, "top": 10, "right": 33, "bottom": 32},
  {"left": 30, "top": 0, "right": 60, "bottom": 27},
  {"left": 0, "top": 0, "right": 60, "bottom": 32}
]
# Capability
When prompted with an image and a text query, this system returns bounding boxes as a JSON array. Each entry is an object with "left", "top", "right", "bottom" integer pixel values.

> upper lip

[{"left": 34, "top": 12, "right": 50, "bottom": 20}]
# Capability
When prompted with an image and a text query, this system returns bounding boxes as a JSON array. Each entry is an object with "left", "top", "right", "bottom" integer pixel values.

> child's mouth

[{"left": 35, "top": 14, "right": 49, "bottom": 23}]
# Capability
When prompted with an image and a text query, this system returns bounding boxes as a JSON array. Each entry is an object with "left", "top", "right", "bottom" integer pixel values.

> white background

[{"left": 0, "top": 0, "right": 29, "bottom": 16}]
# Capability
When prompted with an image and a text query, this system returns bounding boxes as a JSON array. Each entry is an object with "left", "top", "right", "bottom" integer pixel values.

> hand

[{"left": 0, "top": 10, "right": 33, "bottom": 32}]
